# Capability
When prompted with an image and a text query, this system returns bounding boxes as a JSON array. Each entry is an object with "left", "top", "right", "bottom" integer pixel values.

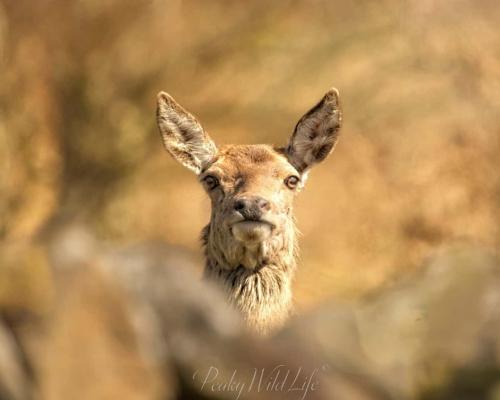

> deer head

[{"left": 156, "top": 89, "right": 342, "bottom": 271}]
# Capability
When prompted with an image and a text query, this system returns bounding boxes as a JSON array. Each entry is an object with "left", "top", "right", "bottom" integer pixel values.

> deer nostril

[
  {"left": 234, "top": 197, "right": 269, "bottom": 219},
  {"left": 234, "top": 200, "right": 246, "bottom": 211}
]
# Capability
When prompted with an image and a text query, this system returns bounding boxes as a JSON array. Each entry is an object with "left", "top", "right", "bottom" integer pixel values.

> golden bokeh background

[{"left": 1, "top": 0, "right": 499, "bottom": 310}]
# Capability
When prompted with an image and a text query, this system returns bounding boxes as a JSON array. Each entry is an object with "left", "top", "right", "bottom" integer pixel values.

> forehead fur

[
  {"left": 221, "top": 144, "right": 279, "bottom": 162},
  {"left": 209, "top": 144, "right": 293, "bottom": 173}
]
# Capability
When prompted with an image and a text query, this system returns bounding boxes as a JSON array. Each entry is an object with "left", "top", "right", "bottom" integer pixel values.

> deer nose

[{"left": 233, "top": 196, "right": 270, "bottom": 220}]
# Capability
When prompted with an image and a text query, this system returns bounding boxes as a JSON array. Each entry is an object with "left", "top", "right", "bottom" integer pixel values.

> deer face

[
  {"left": 199, "top": 144, "right": 300, "bottom": 245},
  {"left": 157, "top": 89, "right": 342, "bottom": 269}
]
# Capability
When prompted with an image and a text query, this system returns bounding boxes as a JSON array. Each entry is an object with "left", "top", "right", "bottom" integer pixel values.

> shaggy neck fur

[{"left": 202, "top": 218, "right": 298, "bottom": 335}]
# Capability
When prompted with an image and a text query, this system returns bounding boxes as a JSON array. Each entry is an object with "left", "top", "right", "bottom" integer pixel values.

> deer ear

[
  {"left": 157, "top": 92, "right": 218, "bottom": 174},
  {"left": 286, "top": 88, "right": 342, "bottom": 173}
]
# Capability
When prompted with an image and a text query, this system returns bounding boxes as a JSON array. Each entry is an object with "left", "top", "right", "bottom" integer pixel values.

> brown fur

[{"left": 156, "top": 88, "right": 342, "bottom": 334}]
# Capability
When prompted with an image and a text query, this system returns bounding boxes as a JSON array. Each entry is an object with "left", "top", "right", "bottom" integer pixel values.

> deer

[{"left": 156, "top": 88, "right": 342, "bottom": 334}]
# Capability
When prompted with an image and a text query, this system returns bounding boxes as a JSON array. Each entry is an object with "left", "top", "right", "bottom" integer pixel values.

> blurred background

[
  {"left": 1, "top": 1, "right": 500, "bottom": 399},
  {"left": 1, "top": 0, "right": 499, "bottom": 307}
]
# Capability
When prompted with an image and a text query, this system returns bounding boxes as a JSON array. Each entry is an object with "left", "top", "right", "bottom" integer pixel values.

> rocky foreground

[{"left": 1, "top": 226, "right": 499, "bottom": 400}]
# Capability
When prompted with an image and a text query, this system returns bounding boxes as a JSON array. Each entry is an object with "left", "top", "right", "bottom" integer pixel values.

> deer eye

[
  {"left": 202, "top": 175, "right": 219, "bottom": 191},
  {"left": 284, "top": 175, "right": 300, "bottom": 190}
]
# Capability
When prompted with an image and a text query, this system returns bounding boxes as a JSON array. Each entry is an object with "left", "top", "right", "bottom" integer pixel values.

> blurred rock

[
  {"left": 282, "top": 245, "right": 500, "bottom": 399},
  {"left": 78, "top": 234, "right": 388, "bottom": 400},
  {"left": 0, "top": 226, "right": 390, "bottom": 400},
  {"left": 0, "top": 321, "right": 30, "bottom": 400},
  {"left": 2, "top": 227, "right": 499, "bottom": 399},
  {"left": 36, "top": 265, "right": 167, "bottom": 400}
]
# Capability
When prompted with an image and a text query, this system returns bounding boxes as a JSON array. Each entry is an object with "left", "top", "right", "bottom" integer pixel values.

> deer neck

[{"left": 201, "top": 220, "right": 298, "bottom": 334}]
